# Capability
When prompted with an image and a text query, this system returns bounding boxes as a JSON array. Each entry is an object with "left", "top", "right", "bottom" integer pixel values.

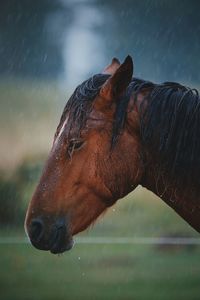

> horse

[{"left": 25, "top": 56, "right": 200, "bottom": 254}]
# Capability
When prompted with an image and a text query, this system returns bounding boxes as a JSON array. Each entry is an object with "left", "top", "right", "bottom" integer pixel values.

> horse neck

[
  {"left": 140, "top": 132, "right": 200, "bottom": 234},
  {"left": 128, "top": 89, "right": 200, "bottom": 234}
]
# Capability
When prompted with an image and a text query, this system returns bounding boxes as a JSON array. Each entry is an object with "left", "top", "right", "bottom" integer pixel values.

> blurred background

[{"left": 0, "top": 0, "right": 200, "bottom": 299}]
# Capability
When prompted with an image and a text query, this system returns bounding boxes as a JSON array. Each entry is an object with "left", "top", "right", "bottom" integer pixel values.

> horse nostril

[
  {"left": 27, "top": 217, "right": 73, "bottom": 253},
  {"left": 29, "top": 218, "right": 44, "bottom": 242}
]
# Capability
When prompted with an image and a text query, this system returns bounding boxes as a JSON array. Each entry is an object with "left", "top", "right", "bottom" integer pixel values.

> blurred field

[
  {"left": 1, "top": 80, "right": 200, "bottom": 299},
  {"left": 0, "top": 79, "right": 67, "bottom": 171},
  {"left": 1, "top": 242, "right": 200, "bottom": 300}
]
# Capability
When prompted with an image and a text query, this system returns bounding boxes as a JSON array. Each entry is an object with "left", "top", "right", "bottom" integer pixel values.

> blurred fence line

[{"left": 1, "top": 236, "right": 200, "bottom": 245}]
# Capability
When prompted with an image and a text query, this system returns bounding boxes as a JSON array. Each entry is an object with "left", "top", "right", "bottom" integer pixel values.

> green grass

[{"left": 0, "top": 243, "right": 200, "bottom": 300}]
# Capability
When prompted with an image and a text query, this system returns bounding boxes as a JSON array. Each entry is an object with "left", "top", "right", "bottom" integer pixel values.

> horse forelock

[{"left": 55, "top": 74, "right": 110, "bottom": 141}]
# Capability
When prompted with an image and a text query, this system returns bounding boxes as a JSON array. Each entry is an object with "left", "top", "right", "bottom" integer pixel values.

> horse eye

[
  {"left": 67, "top": 139, "right": 84, "bottom": 156},
  {"left": 73, "top": 140, "right": 84, "bottom": 150}
]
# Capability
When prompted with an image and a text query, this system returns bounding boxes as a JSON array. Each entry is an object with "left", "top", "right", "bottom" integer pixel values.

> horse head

[{"left": 25, "top": 56, "right": 144, "bottom": 253}]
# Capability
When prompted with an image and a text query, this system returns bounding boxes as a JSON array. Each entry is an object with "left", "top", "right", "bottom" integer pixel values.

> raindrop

[{"left": 43, "top": 54, "right": 47, "bottom": 62}]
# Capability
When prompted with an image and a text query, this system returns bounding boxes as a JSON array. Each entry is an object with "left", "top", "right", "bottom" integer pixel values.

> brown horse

[{"left": 25, "top": 56, "right": 200, "bottom": 254}]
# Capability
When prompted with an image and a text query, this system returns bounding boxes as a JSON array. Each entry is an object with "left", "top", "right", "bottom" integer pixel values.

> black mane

[
  {"left": 140, "top": 81, "right": 200, "bottom": 184},
  {"left": 57, "top": 73, "right": 200, "bottom": 184}
]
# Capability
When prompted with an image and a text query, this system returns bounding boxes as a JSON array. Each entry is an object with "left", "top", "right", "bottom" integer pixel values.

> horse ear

[
  {"left": 103, "top": 57, "right": 121, "bottom": 75},
  {"left": 100, "top": 55, "right": 133, "bottom": 103}
]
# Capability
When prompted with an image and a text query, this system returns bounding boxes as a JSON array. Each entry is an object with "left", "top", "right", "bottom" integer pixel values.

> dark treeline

[{"left": 0, "top": 0, "right": 200, "bottom": 84}]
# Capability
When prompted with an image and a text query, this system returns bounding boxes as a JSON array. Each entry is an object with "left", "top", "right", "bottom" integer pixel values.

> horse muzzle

[{"left": 26, "top": 216, "right": 74, "bottom": 254}]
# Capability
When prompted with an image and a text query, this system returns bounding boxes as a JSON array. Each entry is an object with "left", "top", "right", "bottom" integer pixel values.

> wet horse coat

[{"left": 25, "top": 56, "right": 200, "bottom": 254}]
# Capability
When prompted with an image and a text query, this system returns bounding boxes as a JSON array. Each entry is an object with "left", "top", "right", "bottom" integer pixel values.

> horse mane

[
  {"left": 140, "top": 81, "right": 200, "bottom": 184},
  {"left": 57, "top": 73, "right": 200, "bottom": 184}
]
